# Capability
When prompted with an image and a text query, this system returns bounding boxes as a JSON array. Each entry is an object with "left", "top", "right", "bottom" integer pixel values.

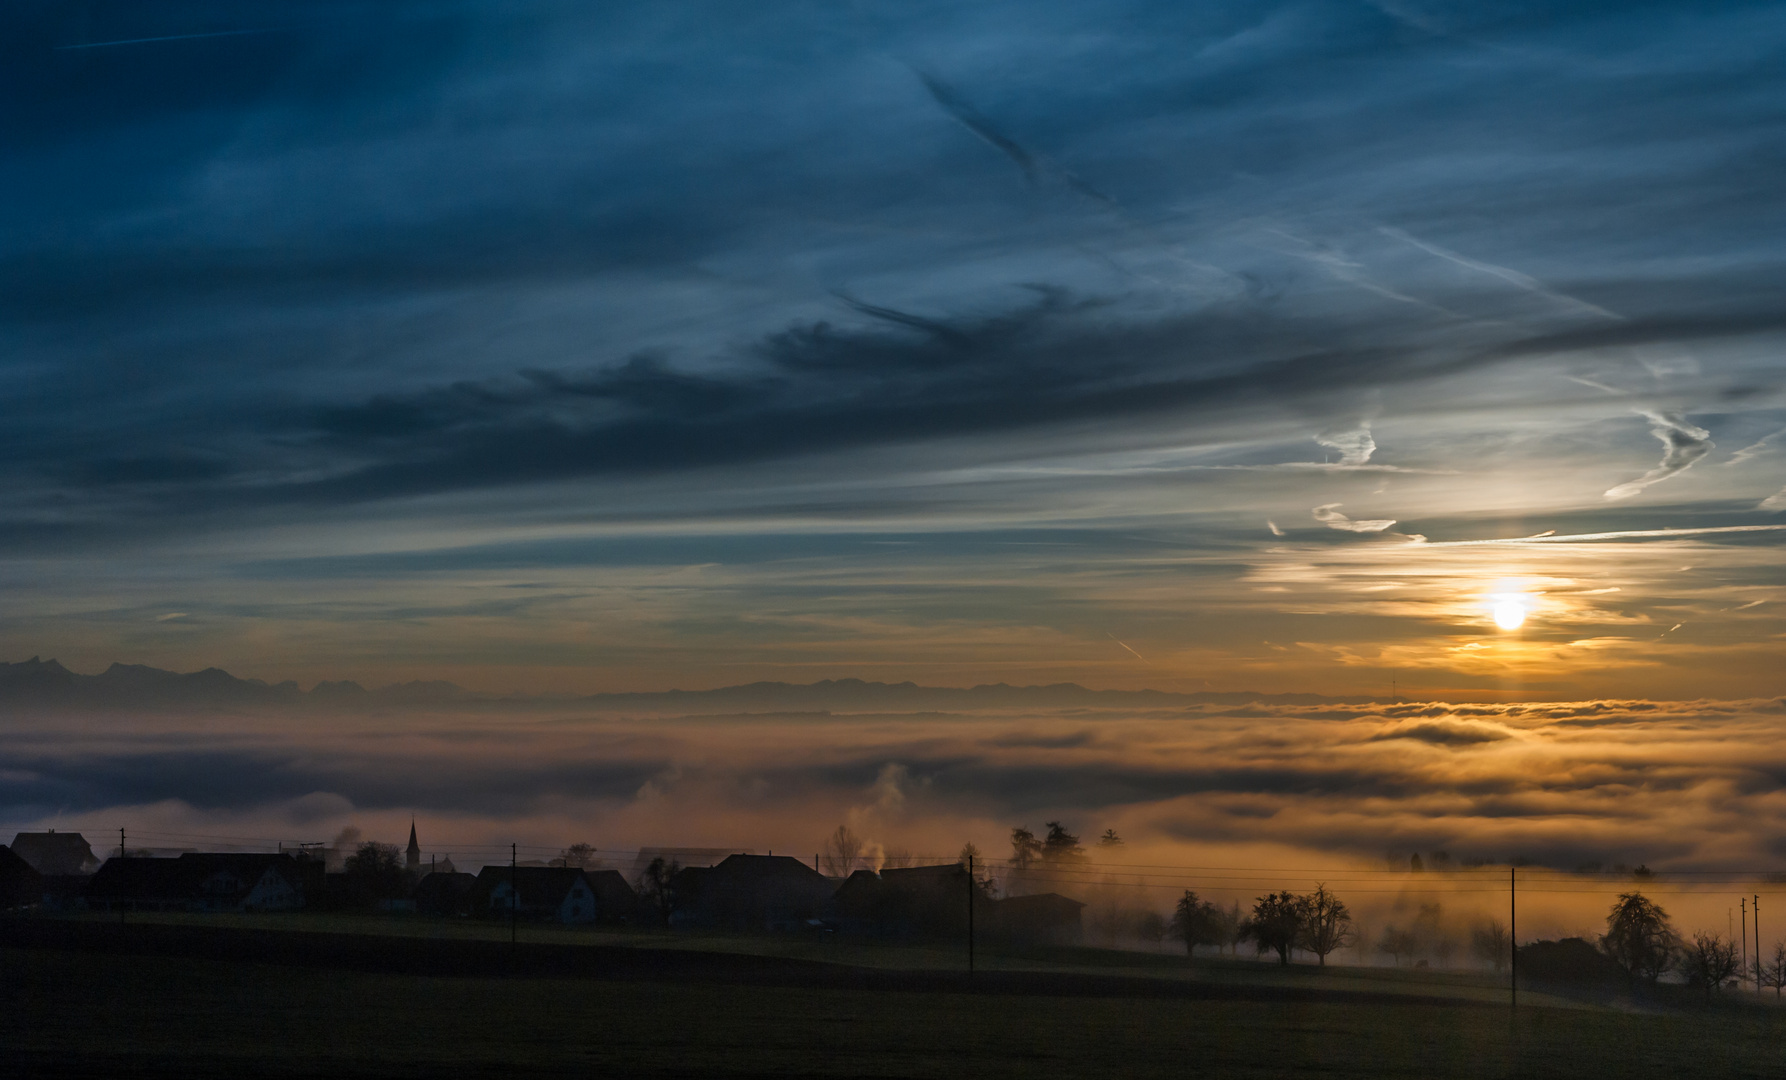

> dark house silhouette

[
  {"left": 411, "top": 871, "right": 479, "bottom": 916},
  {"left": 1516, "top": 937, "right": 1629, "bottom": 984},
  {"left": 0, "top": 845, "right": 45, "bottom": 909},
  {"left": 830, "top": 863, "right": 983, "bottom": 938},
  {"left": 84, "top": 853, "right": 316, "bottom": 913},
  {"left": 671, "top": 854, "right": 832, "bottom": 931},
  {"left": 992, "top": 892, "right": 1085, "bottom": 944},
  {"left": 10, "top": 831, "right": 100, "bottom": 875},
  {"left": 471, "top": 866, "right": 603, "bottom": 923},
  {"left": 583, "top": 869, "right": 639, "bottom": 923}
]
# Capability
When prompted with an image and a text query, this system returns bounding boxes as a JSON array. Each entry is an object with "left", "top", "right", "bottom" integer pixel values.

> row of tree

[
  {"left": 1602, "top": 892, "right": 1786, "bottom": 996},
  {"left": 1173, "top": 885, "right": 1358, "bottom": 966}
]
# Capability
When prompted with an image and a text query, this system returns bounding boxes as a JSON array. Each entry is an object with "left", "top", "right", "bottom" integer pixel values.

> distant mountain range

[
  {"left": 0, "top": 657, "right": 468, "bottom": 710},
  {"left": 0, "top": 656, "right": 1371, "bottom": 712}
]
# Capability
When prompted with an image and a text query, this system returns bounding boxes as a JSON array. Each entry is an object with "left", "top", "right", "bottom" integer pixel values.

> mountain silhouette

[{"left": 0, "top": 656, "right": 1368, "bottom": 712}]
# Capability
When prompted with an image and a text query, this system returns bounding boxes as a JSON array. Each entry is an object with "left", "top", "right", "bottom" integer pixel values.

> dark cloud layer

[{"left": 3, "top": 1, "right": 1784, "bottom": 696}]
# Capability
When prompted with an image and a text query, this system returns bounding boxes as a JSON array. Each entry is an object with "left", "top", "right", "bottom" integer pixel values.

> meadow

[{"left": 4, "top": 914, "right": 1782, "bottom": 1078}]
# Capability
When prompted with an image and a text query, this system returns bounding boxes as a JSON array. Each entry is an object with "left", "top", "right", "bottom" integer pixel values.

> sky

[{"left": 4, "top": 2, "right": 1785, "bottom": 701}]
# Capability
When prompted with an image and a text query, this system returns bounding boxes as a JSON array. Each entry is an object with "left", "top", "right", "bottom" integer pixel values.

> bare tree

[
  {"left": 881, "top": 847, "right": 914, "bottom": 870},
  {"left": 1601, "top": 892, "right": 1678, "bottom": 984},
  {"left": 1685, "top": 931, "right": 1741, "bottom": 997},
  {"left": 1298, "top": 884, "right": 1355, "bottom": 967},
  {"left": 824, "top": 825, "right": 864, "bottom": 877},
  {"left": 1378, "top": 925, "right": 1420, "bottom": 967},
  {"left": 552, "top": 843, "right": 598, "bottom": 868},
  {"left": 1135, "top": 910, "right": 1168, "bottom": 951},
  {"left": 1763, "top": 942, "right": 1786, "bottom": 998},
  {"left": 1470, "top": 920, "right": 1512, "bottom": 972}
]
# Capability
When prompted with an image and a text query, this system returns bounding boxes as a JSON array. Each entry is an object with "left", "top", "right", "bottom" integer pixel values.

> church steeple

[{"left": 406, "top": 819, "right": 421, "bottom": 873}]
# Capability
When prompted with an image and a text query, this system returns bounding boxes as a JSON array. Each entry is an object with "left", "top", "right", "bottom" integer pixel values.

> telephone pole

[
  {"left": 1742, "top": 897, "right": 1748, "bottom": 991},
  {"left": 1755, "top": 894, "right": 1762, "bottom": 996},
  {"left": 510, "top": 843, "right": 519, "bottom": 968},
  {"left": 967, "top": 853, "right": 975, "bottom": 977},
  {"left": 1509, "top": 866, "right": 1517, "bottom": 1010}
]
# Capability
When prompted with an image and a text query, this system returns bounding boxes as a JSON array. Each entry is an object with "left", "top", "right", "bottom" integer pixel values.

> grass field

[{"left": 4, "top": 915, "right": 1783, "bottom": 1078}]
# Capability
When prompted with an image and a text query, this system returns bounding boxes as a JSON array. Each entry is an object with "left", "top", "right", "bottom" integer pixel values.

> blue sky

[{"left": 4, "top": 1, "right": 1784, "bottom": 696}]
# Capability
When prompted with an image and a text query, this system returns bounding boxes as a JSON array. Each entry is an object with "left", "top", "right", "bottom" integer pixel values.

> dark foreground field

[{"left": 3, "top": 919, "right": 1782, "bottom": 1078}]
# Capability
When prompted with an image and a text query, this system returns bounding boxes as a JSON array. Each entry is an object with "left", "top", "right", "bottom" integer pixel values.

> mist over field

[{"left": 8, "top": 682, "right": 1783, "bottom": 949}]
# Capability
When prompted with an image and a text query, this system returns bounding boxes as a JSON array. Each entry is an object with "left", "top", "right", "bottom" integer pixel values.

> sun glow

[{"left": 1492, "top": 596, "right": 1527, "bottom": 631}]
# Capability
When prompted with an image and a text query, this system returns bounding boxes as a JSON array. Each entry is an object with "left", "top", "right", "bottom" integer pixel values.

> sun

[{"left": 1492, "top": 597, "right": 1527, "bottom": 631}]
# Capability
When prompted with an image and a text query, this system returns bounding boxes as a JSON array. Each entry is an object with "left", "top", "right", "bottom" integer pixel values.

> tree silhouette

[
  {"left": 341, "top": 841, "right": 409, "bottom": 906},
  {"left": 1470, "top": 920, "right": 1511, "bottom": 972},
  {"left": 1098, "top": 829, "right": 1123, "bottom": 847},
  {"left": 1685, "top": 931, "right": 1740, "bottom": 997},
  {"left": 1245, "top": 891, "right": 1308, "bottom": 966},
  {"left": 1600, "top": 892, "right": 1678, "bottom": 984},
  {"left": 1762, "top": 943, "right": 1786, "bottom": 998},
  {"left": 1297, "top": 884, "right": 1354, "bottom": 966},
  {"left": 824, "top": 825, "right": 864, "bottom": 876},
  {"left": 1171, "top": 890, "right": 1224, "bottom": 960},
  {"left": 552, "top": 843, "right": 597, "bottom": 868},
  {"left": 634, "top": 856, "right": 682, "bottom": 926},
  {"left": 1041, "top": 822, "right": 1086, "bottom": 868},
  {"left": 1377, "top": 925, "right": 1420, "bottom": 966},
  {"left": 1009, "top": 827, "right": 1042, "bottom": 872},
  {"left": 1135, "top": 910, "right": 1168, "bottom": 951}
]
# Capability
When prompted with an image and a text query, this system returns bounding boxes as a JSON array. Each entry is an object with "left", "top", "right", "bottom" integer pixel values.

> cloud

[
  {"left": 1378, "top": 226, "right": 1621, "bottom": 321},
  {"left": 1726, "top": 429, "right": 1785, "bottom": 468},
  {"left": 1311, "top": 504, "right": 1397, "bottom": 533},
  {"left": 1369, "top": 719, "right": 1513, "bottom": 747},
  {"left": 915, "top": 69, "right": 1117, "bottom": 207},
  {"left": 1603, "top": 412, "right": 1715, "bottom": 500},
  {"left": 1315, "top": 422, "right": 1377, "bottom": 467},
  {"left": 9, "top": 695, "right": 1786, "bottom": 874}
]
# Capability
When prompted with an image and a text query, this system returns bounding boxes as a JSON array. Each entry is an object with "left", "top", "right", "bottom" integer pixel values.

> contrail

[
  {"left": 1108, "top": 634, "right": 1145, "bottom": 661},
  {"left": 56, "top": 29, "right": 273, "bottom": 51},
  {"left": 1379, "top": 225, "right": 1622, "bottom": 321},
  {"left": 1415, "top": 524, "right": 1786, "bottom": 547}
]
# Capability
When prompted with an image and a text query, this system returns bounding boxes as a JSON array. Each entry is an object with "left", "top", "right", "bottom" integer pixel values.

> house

[
  {"left": 472, "top": 866, "right": 602, "bottom": 924},
  {"left": 670, "top": 854, "right": 833, "bottom": 932},
  {"left": 411, "top": 871, "right": 478, "bottom": 916},
  {"left": 627, "top": 847, "right": 751, "bottom": 881},
  {"left": 992, "top": 892, "right": 1085, "bottom": 944},
  {"left": 0, "top": 845, "right": 45, "bottom": 909},
  {"left": 10, "top": 831, "right": 100, "bottom": 875},
  {"left": 583, "top": 869, "right": 639, "bottom": 923},
  {"left": 84, "top": 853, "right": 313, "bottom": 913},
  {"left": 830, "top": 863, "right": 984, "bottom": 938}
]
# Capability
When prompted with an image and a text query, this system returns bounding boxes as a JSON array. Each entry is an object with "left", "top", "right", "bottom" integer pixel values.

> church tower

[{"left": 406, "top": 820, "right": 421, "bottom": 873}]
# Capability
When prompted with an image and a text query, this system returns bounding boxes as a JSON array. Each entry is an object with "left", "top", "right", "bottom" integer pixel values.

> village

[{"left": 0, "top": 825, "right": 1087, "bottom": 946}]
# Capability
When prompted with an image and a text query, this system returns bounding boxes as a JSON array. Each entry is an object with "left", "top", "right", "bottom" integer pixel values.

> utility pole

[
  {"left": 967, "top": 853, "right": 975, "bottom": 977},
  {"left": 1509, "top": 866, "right": 1517, "bottom": 1010},
  {"left": 1755, "top": 894, "right": 1762, "bottom": 996},
  {"left": 119, "top": 827, "right": 127, "bottom": 926},
  {"left": 1742, "top": 897, "right": 1748, "bottom": 991},
  {"left": 510, "top": 843, "right": 518, "bottom": 965}
]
